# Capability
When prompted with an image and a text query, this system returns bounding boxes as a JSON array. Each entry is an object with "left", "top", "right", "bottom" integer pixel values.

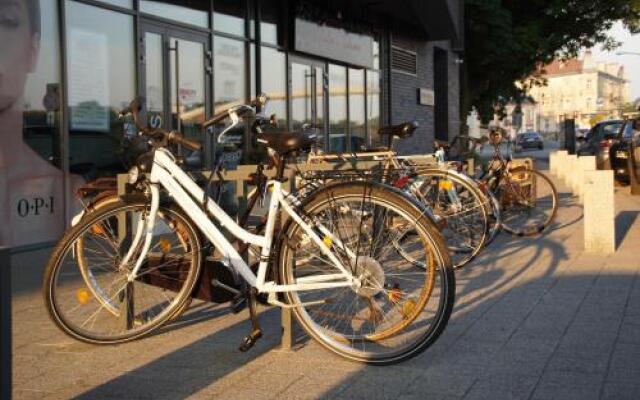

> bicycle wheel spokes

[
  {"left": 499, "top": 168, "right": 558, "bottom": 236},
  {"left": 281, "top": 183, "right": 454, "bottom": 363},
  {"left": 416, "top": 172, "right": 488, "bottom": 268},
  {"left": 47, "top": 203, "right": 200, "bottom": 343}
]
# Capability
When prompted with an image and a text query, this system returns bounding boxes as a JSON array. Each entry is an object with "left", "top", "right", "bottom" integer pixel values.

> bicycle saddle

[
  {"left": 378, "top": 121, "right": 418, "bottom": 139},
  {"left": 257, "top": 129, "right": 318, "bottom": 155}
]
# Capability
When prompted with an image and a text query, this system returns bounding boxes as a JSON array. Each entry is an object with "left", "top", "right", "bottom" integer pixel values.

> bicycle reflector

[
  {"left": 439, "top": 180, "right": 454, "bottom": 191},
  {"left": 76, "top": 289, "right": 90, "bottom": 305},
  {"left": 322, "top": 235, "right": 333, "bottom": 248},
  {"left": 159, "top": 238, "right": 172, "bottom": 254},
  {"left": 393, "top": 175, "right": 410, "bottom": 188},
  {"left": 401, "top": 298, "right": 417, "bottom": 318}
]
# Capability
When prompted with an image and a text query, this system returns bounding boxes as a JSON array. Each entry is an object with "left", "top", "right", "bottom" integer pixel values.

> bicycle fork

[{"left": 122, "top": 184, "right": 161, "bottom": 282}]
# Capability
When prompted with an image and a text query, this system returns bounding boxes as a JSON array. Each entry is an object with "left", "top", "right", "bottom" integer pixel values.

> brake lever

[{"left": 218, "top": 111, "right": 240, "bottom": 144}]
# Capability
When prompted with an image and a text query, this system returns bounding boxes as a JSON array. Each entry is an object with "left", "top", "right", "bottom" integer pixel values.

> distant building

[{"left": 528, "top": 51, "right": 629, "bottom": 133}]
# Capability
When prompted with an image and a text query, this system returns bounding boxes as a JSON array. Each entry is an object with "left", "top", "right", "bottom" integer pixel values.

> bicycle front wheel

[
  {"left": 43, "top": 199, "right": 202, "bottom": 344},
  {"left": 278, "top": 181, "right": 455, "bottom": 364},
  {"left": 497, "top": 167, "right": 558, "bottom": 236}
]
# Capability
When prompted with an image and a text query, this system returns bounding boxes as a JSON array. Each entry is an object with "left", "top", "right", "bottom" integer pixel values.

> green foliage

[{"left": 465, "top": 0, "right": 640, "bottom": 123}]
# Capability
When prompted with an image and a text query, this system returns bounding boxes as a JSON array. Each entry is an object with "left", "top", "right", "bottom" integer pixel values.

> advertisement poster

[{"left": 68, "top": 28, "right": 110, "bottom": 132}]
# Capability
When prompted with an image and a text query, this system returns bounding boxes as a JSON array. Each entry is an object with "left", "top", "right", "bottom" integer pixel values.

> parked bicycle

[
  {"left": 306, "top": 125, "right": 490, "bottom": 269},
  {"left": 43, "top": 95, "right": 455, "bottom": 364}
]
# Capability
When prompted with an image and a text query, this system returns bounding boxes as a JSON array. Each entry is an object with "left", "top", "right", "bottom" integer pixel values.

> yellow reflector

[
  {"left": 159, "top": 238, "right": 172, "bottom": 253},
  {"left": 76, "top": 289, "right": 91, "bottom": 305},
  {"left": 90, "top": 224, "right": 104, "bottom": 235},
  {"left": 401, "top": 298, "right": 416, "bottom": 318},
  {"left": 439, "top": 180, "right": 454, "bottom": 191},
  {"left": 388, "top": 288, "right": 402, "bottom": 304},
  {"left": 322, "top": 235, "right": 333, "bottom": 248}
]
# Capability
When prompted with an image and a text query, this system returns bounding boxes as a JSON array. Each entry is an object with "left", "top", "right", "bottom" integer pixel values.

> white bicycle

[{"left": 43, "top": 96, "right": 455, "bottom": 364}]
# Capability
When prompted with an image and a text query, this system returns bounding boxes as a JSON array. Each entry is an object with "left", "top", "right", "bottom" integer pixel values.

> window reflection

[
  {"left": 261, "top": 46, "right": 287, "bottom": 126},
  {"left": 214, "top": 36, "right": 246, "bottom": 113},
  {"left": 213, "top": 0, "right": 245, "bottom": 37},
  {"left": 145, "top": 32, "right": 164, "bottom": 120},
  {"left": 260, "top": 0, "right": 280, "bottom": 45},
  {"left": 66, "top": 1, "right": 135, "bottom": 179},
  {"left": 94, "top": 0, "right": 131, "bottom": 8},
  {"left": 349, "top": 69, "right": 366, "bottom": 150},
  {"left": 367, "top": 70, "right": 381, "bottom": 146},
  {"left": 328, "top": 64, "right": 347, "bottom": 152},
  {"left": 140, "top": 0, "right": 208, "bottom": 28}
]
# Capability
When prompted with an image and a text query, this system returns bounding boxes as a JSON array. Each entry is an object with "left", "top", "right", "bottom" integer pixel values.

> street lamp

[{"left": 616, "top": 51, "right": 640, "bottom": 56}]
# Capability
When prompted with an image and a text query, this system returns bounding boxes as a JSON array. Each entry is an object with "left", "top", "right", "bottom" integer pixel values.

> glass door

[
  {"left": 139, "top": 21, "right": 211, "bottom": 167},
  {"left": 289, "top": 56, "right": 327, "bottom": 148}
]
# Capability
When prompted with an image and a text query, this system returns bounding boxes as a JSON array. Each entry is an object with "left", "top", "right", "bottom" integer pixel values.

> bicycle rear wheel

[
  {"left": 413, "top": 169, "right": 489, "bottom": 268},
  {"left": 43, "top": 199, "right": 201, "bottom": 344},
  {"left": 278, "top": 181, "right": 455, "bottom": 364},
  {"left": 497, "top": 167, "right": 558, "bottom": 236}
]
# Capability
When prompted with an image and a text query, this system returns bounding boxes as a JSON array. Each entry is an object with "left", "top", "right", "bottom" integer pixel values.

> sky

[{"left": 591, "top": 21, "right": 640, "bottom": 102}]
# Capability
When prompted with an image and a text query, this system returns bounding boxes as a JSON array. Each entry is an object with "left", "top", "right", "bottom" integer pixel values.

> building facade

[
  {"left": 0, "top": 0, "right": 463, "bottom": 249},
  {"left": 529, "top": 51, "right": 629, "bottom": 133}
]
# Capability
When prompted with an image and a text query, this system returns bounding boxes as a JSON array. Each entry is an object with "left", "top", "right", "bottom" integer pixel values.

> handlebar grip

[{"left": 168, "top": 131, "right": 202, "bottom": 151}]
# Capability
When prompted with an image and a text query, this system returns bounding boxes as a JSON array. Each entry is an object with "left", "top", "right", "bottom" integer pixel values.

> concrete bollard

[
  {"left": 583, "top": 170, "right": 615, "bottom": 254},
  {"left": 554, "top": 150, "right": 568, "bottom": 179},
  {"left": 578, "top": 156, "right": 596, "bottom": 204},
  {"left": 566, "top": 154, "right": 578, "bottom": 192},
  {"left": 549, "top": 152, "right": 557, "bottom": 175}
]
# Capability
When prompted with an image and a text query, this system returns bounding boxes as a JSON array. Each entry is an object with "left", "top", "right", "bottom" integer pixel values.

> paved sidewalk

[{"left": 11, "top": 173, "right": 640, "bottom": 399}]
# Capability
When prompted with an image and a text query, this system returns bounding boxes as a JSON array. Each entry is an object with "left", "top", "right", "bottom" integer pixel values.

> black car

[
  {"left": 577, "top": 119, "right": 625, "bottom": 169},
  {"left": 609, "top": 119, "right": 640, "bottom": 184},
  {"left": 515, "top": 131, "right": 544, "bottom": 151}
]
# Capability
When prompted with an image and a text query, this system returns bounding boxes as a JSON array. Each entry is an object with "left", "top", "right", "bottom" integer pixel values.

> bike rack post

[{"left": 1, "top": 247, "right": 12, "bottom": 400}]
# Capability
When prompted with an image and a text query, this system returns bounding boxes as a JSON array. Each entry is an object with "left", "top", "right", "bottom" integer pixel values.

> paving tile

[
  {"left": 601, "top": 382, "right": 640, "bottom": 400},
  {"left": 531, "top": 371, "right": 604, "bottom": 400}
]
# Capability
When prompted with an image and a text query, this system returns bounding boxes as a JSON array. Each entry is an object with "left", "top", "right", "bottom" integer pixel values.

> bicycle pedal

[
  {"left": 239, "top": 329, "right": 262, "bottom": 352},
  {"left": 230, "top": 295, "right": 247, "bottom": 314}
]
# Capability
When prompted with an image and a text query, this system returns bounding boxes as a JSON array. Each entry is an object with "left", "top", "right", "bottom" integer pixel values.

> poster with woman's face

[{"left": 0, "top": 0, "right": 66, "bottom": 248}]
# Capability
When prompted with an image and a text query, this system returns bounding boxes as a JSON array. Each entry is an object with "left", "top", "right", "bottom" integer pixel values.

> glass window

[
  {"left": 367, "top": 70, "right": 381, "bottom": 146},
  {"left": 260, "top": 0, "right": 280, "bottom": 45},
  {"left": 348, "top": 69, "right": 366, "bottom": 150},
  {"left": 145, "top": 32, "right": 164, "bottom": 117},
  {"left": 214, "top": 36, "right": 246, "bottom": 113},
  {"left": 140, "top": 0, "right": 208, "bottom": 29},
  {"left": 65, "top": 1, "right": 135, "bottom": 183},
  {"left": 213, "top": 0, "right": 245, "bottom": 37},
  {"left": 328, "top": 64, "right": 347, "bottom": 152},
  {"left": 1, "top": 0, "right": 64, "bottom": 247},
  {"left": 260, "top": 46, "right": 286, "bottom": 125},
  {"left": 373, "top": 40, "right": 380, "bottom": 70},
  {"left": 95, "top": 0, "right": 132, "bottom": 8}
]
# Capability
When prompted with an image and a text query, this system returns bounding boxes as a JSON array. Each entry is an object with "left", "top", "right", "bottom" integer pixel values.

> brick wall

[{"left": 388, "top": 33, "right": 461, "bottom": 155}]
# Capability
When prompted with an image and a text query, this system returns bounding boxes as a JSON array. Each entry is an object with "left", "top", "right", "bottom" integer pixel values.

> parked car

[
  {"left": 515, "top": 131, "right": 544, "bottom": 151},
  {"left": 576, "top": 119, "right": 625, "bottom": 169},
  {"left": 609, "top": 119, "right": 640, "bottom": 184}
]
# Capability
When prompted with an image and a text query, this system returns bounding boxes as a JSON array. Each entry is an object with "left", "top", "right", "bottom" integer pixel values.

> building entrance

[{"left": 139, "top": 21, "right": 211, "bottom": 166}]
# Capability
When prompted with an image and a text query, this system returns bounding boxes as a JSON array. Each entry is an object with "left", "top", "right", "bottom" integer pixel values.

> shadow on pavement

[{"left": 615, "top": 210, "right": 639, "bottom": 249}]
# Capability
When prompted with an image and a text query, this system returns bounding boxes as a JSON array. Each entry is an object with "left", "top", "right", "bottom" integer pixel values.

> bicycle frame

[{"left": 124, "top": 148, "right": 357, "bottom": 294}]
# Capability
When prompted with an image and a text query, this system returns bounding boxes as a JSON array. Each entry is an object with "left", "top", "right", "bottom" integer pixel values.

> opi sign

[{"left": 294, "top": 19, "right": 374, "bottom": 69}]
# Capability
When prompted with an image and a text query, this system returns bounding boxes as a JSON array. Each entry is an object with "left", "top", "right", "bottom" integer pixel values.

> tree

[{"left": 464, "top": 0, "right": 640, "bottom": 124}]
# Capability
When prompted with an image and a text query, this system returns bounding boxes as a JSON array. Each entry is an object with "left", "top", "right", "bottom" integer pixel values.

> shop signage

[
  {"left": 418, "top": 88, "right": 435, "bottom": 106},
  {"left": 295, "top": 19, "right": 373, "bottom": 69}
]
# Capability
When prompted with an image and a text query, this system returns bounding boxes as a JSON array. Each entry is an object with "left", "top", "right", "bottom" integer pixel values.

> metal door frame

[
  {"left": 138, "top": 19, "right": 212, "bottom": 164},
  {"left": 288, "top": 55, "right": 328, "bottom": 148}
]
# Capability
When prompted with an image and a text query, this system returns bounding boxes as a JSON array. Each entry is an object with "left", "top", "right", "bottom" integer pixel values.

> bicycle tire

[
  {"left": 43, "top": 198, "right": 202, "bottom": 344},
  {"left": 278, "top": 181, "right": 455, "bottom": 365},
  {"left": 412, "top": 169, "right": 489, "bottom": 269},
  {"left": 497, "top": 167, "right": 558, "bottom": 236}
]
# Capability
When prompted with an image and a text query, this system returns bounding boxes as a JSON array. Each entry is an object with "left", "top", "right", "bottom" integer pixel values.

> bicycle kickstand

[{"left": 239, "top": 288, "right": 263, "bottom": 352}]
